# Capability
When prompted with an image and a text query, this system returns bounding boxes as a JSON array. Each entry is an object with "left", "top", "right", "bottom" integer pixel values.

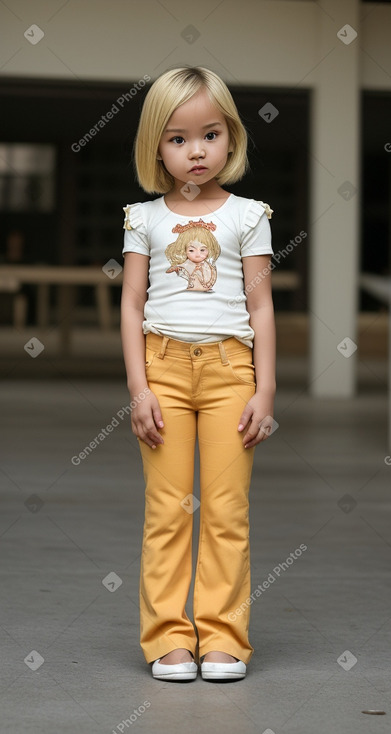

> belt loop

[
  {"left": 218, "top": 340, "right": 229, "bottom": 365},
  {"left": 157, "top": 335, "right": 169, "bottom": 359}
]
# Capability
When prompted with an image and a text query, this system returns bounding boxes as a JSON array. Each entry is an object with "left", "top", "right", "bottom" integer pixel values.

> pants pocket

[{"left": 227, "top": 350, "right": 256, "bottom": 386}]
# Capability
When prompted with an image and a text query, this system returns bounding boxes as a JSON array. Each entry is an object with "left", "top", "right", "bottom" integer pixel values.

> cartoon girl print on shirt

[{"left": 165, "top": 219, "right": 221, "bottom": 292}]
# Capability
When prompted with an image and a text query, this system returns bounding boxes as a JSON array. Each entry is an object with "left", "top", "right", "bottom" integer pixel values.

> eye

[{"left": 169, "top": 132, "right": 218, "bottom": 144}]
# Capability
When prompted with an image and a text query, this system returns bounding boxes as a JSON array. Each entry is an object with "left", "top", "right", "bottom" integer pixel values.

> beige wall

[
  {"left": 0, "top": 1, "right": 389, "bottom": 89},
  {"left": 1, "top": 0, "right": 389, "bottom": 398}
]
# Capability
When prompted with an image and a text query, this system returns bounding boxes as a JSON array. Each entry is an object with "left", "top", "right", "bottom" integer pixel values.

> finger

[
  {"left": 244, "top": 425, "right": 271, "bottom": 448},
  {"left": 152, "top": 407, "right": 164, "bottom": 429},
  {"left": 134, "top": 420, "right": 164, "bottom": 449},
  {"left": 243, "top": 421, "right": 264, "bottom": 447},
  {"left": 243, "top": 434, "right": 259, "bottom": 448},
  {"left": 144, "top": 423, "right": 165, "bottom": 447},
  {"left": 244, "top": 432, "right": 263, "bottom": 448},
  {"left": 243, "top": 429, "right": 256, "bottom": 446},
  {"left": 242, "top": 415, "right": 258, "bottom": 442},
  {"left": 144, "top": 438, "right": 160, "bottom": 449},
  {"left": 140, "top": 433, "right": 162, "bottom": 449},
  {"left": 238, "top": 407, "right": 253, "bottom": 431}
]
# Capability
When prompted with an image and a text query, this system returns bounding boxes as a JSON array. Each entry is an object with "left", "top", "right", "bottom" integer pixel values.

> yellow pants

[{"left": 137, "top": 331, "right": 256, "bottom": 664}]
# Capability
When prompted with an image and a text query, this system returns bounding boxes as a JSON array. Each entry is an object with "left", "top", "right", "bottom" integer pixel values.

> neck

[{"left": 168, "top": 180, "right": 226, "bottom": 200}]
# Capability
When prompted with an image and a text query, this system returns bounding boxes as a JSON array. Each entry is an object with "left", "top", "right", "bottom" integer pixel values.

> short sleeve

[
  {"left": 122, "top": 202, "right": 150, "bottom": 257},
  {"left": 240, "top": 200, "right": 274, "bottom": 257}
]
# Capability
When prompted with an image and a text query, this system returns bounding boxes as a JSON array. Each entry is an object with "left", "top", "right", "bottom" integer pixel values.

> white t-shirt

[{"left": 121, "top": 193, "right": 274, "bottom": 348}]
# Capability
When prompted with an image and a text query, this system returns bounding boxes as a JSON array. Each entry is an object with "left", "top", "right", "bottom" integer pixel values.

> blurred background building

[{"left": 0, "top": 0, "right": 389, "bottom": 396}]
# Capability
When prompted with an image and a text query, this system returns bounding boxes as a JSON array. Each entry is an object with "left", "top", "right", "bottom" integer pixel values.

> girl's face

[
  {"left": 158, "top": 88, "right": 231, "bottom": 190},
  {"left": 186, "top": 240, "right": 209, "bottom": 263}
]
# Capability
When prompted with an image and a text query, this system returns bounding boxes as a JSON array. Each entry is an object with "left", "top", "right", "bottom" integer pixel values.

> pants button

[{"left": 193, "top": 347, "right": 202, "bottom": 356}]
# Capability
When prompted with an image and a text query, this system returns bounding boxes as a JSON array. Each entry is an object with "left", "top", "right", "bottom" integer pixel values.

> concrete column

[{"left": 309, "top": 0, "right": 360, "bottom": 396}]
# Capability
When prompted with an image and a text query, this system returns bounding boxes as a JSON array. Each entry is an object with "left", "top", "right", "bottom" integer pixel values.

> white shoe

[
  {"left": 151, "top": 656, "right": 198, "bottom": 681},
  {"left": 200, "top": 656, "right": 246, "bottom": 680}
]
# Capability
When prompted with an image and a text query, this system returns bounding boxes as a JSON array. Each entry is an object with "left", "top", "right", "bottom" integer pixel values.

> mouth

[{"left": 190, "top": 166, "right": 207, "bottom": 172}]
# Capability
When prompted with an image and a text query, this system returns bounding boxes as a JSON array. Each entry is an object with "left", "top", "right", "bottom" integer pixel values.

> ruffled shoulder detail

[
  {"left": 244, "top": 199, "right": 274, "bottom": 229},
  {"left": 122, "top": 202, "right": 147, "bottom": 232},
  {"left": 258, "top": 200, "right": 274, "bottom": 219}
]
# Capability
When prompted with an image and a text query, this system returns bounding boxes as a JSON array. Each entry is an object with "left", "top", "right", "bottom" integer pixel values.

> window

[{"left": 0, "top": 144, "right": 55, "bottom": 212}]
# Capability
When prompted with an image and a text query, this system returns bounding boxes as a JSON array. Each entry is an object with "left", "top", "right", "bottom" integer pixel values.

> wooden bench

[{"left": 0, "top": 264, "right": 300, "bottom": 354}]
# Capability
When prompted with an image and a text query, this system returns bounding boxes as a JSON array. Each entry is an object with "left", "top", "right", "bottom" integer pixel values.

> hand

[
  {"left": 237, "top": 391, "right": 275, "bottom": 449},
  {"left": 130, "top": 390, "right": 164, "bottom": 449}
]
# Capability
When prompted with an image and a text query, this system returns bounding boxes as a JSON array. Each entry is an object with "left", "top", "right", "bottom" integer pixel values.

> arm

[
  {"left": 237, "top": 254, "right": 276, "bottom": 447},
  {"left": 120, "top": 252, "right": 164, "bottom": 449},
  {"left": 243, "top": 254, "right": 276, "bottom": 394},
  {"left": 120, "top": 252, "right": 149, "bottom": 397}
]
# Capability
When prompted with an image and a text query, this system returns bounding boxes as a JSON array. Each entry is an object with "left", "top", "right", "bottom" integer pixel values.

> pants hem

[{"left": 143, "top": 636, "right": 198, "bottom": 664}]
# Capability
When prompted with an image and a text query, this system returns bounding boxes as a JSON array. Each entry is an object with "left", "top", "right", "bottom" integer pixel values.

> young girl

[{"left": 120, "top": 66, "right": 276, "bottom": 682}]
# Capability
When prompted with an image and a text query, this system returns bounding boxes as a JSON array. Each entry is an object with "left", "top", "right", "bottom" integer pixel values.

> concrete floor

[{"left": 1, "top": 351, "right": 390, "bottom": 733}]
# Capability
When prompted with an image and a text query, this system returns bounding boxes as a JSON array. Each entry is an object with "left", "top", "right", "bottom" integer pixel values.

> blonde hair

[{"left": 133, "top": 66, "right": 249, "bottom": 194}]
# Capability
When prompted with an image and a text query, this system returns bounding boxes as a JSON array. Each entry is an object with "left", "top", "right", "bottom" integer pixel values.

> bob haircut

[{"left": 133, "top": 65, "right": 250, "bottom": 194}]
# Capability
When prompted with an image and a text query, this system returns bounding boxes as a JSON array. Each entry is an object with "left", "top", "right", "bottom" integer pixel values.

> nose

[{"left": 188, "top": 140, "right": 205, "bottom": 160}]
